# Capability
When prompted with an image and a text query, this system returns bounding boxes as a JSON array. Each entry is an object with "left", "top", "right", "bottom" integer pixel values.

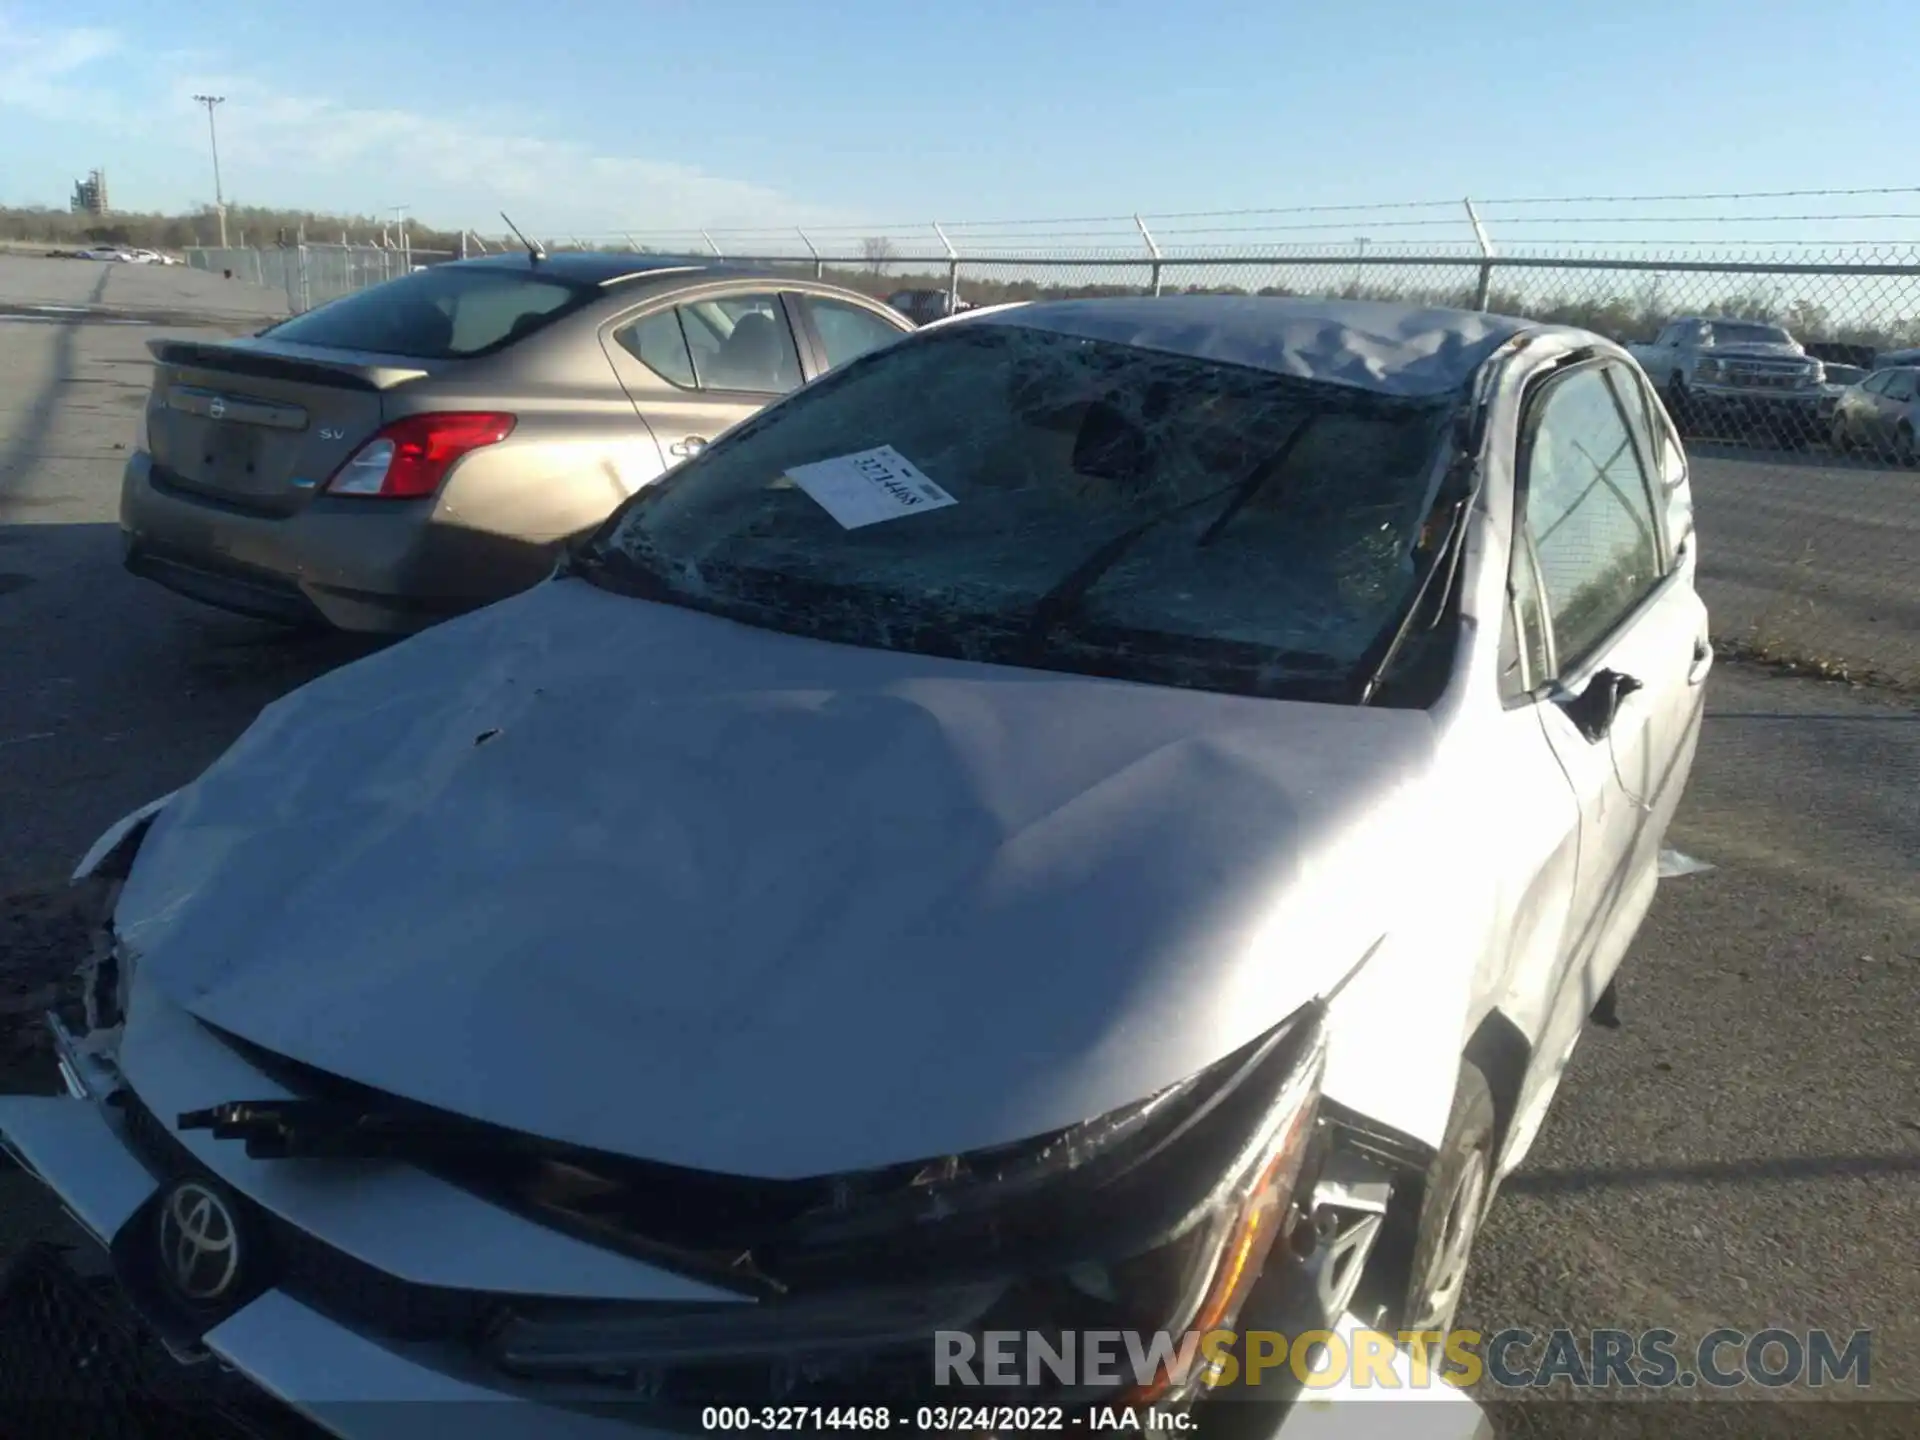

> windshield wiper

[{"left": 1022, "top": 415, "right": 1320, "bottom": 649}]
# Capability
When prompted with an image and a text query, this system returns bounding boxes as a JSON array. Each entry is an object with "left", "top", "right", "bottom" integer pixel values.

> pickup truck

[
  {"left": 886, "top": 288, "right": 972, "bottom": 325},
  {"left": 1628, "top": 316, "right": 1827, "bottom": 444}
]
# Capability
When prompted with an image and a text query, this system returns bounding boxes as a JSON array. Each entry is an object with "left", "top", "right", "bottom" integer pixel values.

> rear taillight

[{"left": 324, "top": 412, "right": 516, "bottom": 499}]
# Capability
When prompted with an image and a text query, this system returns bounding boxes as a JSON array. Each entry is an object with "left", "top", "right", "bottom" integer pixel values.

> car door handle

[
  {"left": 1688, "top": 638, "right": 1714, "bottom": 686},
  {"left": 669, "top": 436, "right": 708, "bottom": 458}
]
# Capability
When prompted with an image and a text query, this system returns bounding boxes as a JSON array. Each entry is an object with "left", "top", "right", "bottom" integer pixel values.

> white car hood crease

[{"left": 116, "top": 579, "right": 1439, "bottom": 1178}]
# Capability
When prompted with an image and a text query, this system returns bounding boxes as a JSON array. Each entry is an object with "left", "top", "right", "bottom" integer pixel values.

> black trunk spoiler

[{"left": 146, "top": 339, "right": 430, "bottom": 392}]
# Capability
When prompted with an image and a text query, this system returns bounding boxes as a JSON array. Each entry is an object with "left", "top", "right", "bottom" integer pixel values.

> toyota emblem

[
  {"left": 208, "top": 397, "right": 227, "bottom": 421},
  {"left": 155, "top": 1179, "right": 242, "bottom": 1304}
]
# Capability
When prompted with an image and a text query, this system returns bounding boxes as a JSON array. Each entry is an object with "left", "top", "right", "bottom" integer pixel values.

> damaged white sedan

[{"left": 0, "top": 295, "right": 1708, "bottom": 1438}]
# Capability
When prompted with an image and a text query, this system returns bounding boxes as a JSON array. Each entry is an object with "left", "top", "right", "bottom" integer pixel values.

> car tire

[
  {"left": 1831, "top": 417, "right": 1852, "bottom": 454},
  {"left": 1369, "top": 1059, "right": 1498, "bottom": 1336},
  {"left": 1899, "top": 423, "right": 1917, "bottom": 468}
]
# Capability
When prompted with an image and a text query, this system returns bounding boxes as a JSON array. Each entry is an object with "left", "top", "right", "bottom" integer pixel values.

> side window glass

[
  {"left": 1863, "top": 371, "right": 1891, "bottom": 396},
  {"left": 1609, "top": 365, "right": 1683, "bottom": 562},
  {"left": 1887, "top": 371, "right": 1916, "bottom": 402},
  {"left": 614, "top": 309, "right": 697, "bottom": 389},
  {"left": 1522, "top": 366, "right": 1665, "bottom": 672},
  {"left": 803, "top": 296, "right": 905, "bottom": 370},
  {"left": 1515, "top": 539, "right": 1552, "bottom": 688},
  {"left": 682, "top": 294, "right": 803, "bottom": 395}
]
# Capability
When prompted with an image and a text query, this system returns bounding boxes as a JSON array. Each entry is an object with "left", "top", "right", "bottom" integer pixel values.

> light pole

[{"left": 192, "top": 95, "right": 227, "bottom": 247}]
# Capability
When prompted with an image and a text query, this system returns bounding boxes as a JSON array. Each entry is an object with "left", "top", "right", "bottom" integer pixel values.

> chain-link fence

[
  {"left": 184, "top": 244, "right": 458, "bottom": 313},
  {"left": 180, "top": 236, "right": 1920, "bottom": 689}
]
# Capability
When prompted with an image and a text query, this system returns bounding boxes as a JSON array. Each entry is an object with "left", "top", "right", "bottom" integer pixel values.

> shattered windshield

[{"left": 581, "top": 322, "right": 1461, "bottom": 703}]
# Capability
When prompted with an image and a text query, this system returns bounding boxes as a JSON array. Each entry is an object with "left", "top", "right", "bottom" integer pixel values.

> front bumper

[
  {"left": 2, "top": 1074, "right": 1491, "bottom": 1440},
  {"left": 1686, "top": 384, "right": 1824, "bottom": 413}
]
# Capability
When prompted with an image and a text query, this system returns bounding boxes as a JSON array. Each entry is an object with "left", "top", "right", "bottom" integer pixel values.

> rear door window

[
  {"left": 265, "top": 266, "right": 590, "bottom": 358},
  {"left": 677, "top": 294, "right": 803, "bottom": 395}
]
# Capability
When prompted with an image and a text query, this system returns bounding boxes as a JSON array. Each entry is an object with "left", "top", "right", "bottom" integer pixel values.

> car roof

[
  {"left": 969, "top": 295, "right": 1545, "bottom": 398},
  {"left": 451, "top": 250, "right": 800, "bottom": 289}
]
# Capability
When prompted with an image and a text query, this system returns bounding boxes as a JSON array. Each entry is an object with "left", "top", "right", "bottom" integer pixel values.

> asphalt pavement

[
  {"left": 0, "top": 258, "right": 1915, "bottom": 1427},
  {"left": 1691, "top": 444, "right": 1920, "bottom": 689}
]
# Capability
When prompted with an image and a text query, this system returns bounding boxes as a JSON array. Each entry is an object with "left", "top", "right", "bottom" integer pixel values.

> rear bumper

[{"left": 118, "top": 451, "right": 555, "bottom": 635}]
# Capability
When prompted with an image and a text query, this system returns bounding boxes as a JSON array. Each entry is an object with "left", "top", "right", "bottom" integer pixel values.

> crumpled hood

[{"left": 116, "top": 579, "right": 1440, "bottom": 1178}]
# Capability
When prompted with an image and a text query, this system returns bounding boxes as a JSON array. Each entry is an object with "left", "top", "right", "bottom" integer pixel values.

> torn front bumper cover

[{"left": 1, "top": 1032, "right": 1492, "bottom": 1440}]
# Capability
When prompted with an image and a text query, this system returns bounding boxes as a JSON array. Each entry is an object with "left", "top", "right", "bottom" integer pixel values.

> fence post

[
  {"left": 1135, "top": 214, "right": 1163, "bottom": 297},
  {"left": 459, "top": 231, "right": 469, "bottom": 260},
  {"left": 701, "top": 230, "right": 723, "bottom": 259},
  {"left": 470, "top": 232, "right": 489, "bottom": 254},
  {"left": 933, "top": 222, "right": 959, "bottom": 307},
  {"left": 298, "top": 246, "right": 311, "bottom": 312},
  {"left": 1464, "top": 197, "right": 1496, "bottom": 311},
  {"left": 252, "top": 249, "right": 264, "bottom": 286},
  {"left": 797, "top": 228, "right": 823, "bottom": 279}
]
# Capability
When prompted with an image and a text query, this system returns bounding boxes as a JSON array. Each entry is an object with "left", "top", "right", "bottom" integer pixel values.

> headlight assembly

[{"left": 484, "top": 1005, "right": 1330, "bottom": 1412}]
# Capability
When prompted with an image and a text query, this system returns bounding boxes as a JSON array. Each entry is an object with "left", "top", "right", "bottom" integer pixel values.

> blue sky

[{"left": 4, "top": 0, "right": 1917, "bottom": 248}]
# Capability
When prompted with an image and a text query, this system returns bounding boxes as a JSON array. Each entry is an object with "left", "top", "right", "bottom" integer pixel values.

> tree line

[{"left": 0, "top": 203, "right": 466, "bottom": 255}]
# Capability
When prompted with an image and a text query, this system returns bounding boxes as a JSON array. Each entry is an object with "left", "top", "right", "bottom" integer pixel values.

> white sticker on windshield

[{"left": 783, "top": 446, "right": 957, "bottom": 530}]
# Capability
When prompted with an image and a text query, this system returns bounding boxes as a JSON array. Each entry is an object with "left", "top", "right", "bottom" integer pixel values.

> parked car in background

[
  {"left": 1628, "top": 316, "right": 1825, "bottom": 445},
  {"left": 1828, "top": 364, "right": 1920, "bottom": 463},
  {"left": 886, "top": 287, "right": 971, "bottom": 325},
  {"left": 75, "top": 245, "right": 135, "bottom": 262},
  {"left": 1815, "top": 362, "right": 1868, "bottom": 425},
  {"left": 120, "top": 252, "right": 914, "bottom": 633},
  {"left": 1874, "top": 345, "right": 1920, "bottom": 370},
  {"left": 5, "top": 296, "right": 1705, "bottom": 1440}
]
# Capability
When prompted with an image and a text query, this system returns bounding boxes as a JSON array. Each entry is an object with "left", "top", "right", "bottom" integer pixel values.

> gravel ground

[{"left": 0, "top": 258, "right": 1914, "bottom": 1433}]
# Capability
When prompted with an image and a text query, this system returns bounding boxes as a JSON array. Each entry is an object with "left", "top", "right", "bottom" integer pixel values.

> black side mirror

[{"left": 1558, "top": 668, "right": 1643, "bottom": 743}]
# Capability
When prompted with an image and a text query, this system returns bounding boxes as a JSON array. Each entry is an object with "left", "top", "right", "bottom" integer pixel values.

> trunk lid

[{"left": 144, "top": 337, "right": 441, "bottom": 517}]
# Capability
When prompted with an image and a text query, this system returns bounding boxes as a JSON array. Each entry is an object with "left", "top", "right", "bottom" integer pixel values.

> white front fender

[{"left": 72, "top": 791, "right": 177, "bottom": 882}]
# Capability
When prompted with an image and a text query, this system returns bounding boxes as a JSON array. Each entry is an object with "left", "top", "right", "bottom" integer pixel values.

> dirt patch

[{"left": 0, "top": 884, "right": 90, "bottom": 1094}]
